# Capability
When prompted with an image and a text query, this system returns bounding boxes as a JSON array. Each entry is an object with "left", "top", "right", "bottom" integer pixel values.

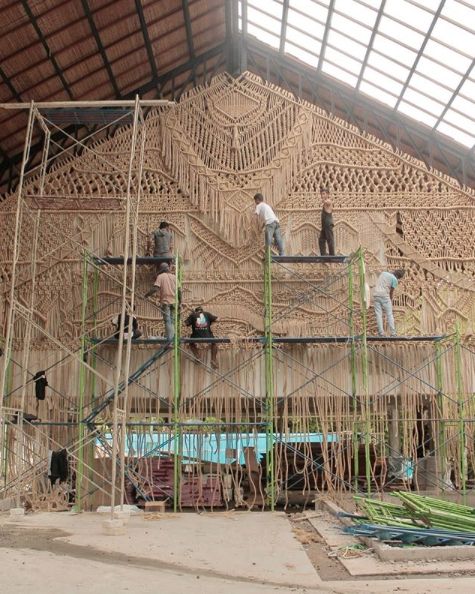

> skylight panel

[
  {"left": 288, "top": 0, "right": 329, "bottom": 24},
  {"left": 409, "top": 0, "right": 438, "bottom": 10},
  {"left": 442, "top": 0, "right": 475, "bottom": 30},
  {"left": 372, "top": 34, "right": 418, "bottom": 68},
  {"left": 450, "top": 94, "right": 475, "bottom": 118},
  {"left": 334, "top": 0, "right": 378, "bottom": 27},
  {"left": 384, "top": 0, "right": 435, "bottom": 34},
  {"left": 325, "top": 46, "right": 362, "bottom": 75},
  {"left": 360, "top": 81, "right": 398, "bottom": 108},
  {"left": 398, "top": 102, "right": 438, "bottom": 128},
  {"left": 402, "top": 87, "right": 446, "bottom": 117},
  {"left": 322, "top": 62, "right": 359, "bottom": 87},
  {"left": 443, "top": 109, "right": 475, "bottom": 137},
  {"left": 378, "top": 16, "right": 425, "bottom": 49},
  {"left": 246, "top": 22, "right": 280, "bottom": 49},
  {"left": 366, "top": 53, "right": 411, "bottom": 83},
  {"left": 285, "top": 42, "right": 319, "bottom": 68},
  {"left": 247, "top": 3, "right": 282, "bottom": 37},
  {"left": 326, "top": 29, "right": 367, "bottom": 61},
  {"left": 458, "top": 78, "right": 475, "bottom": 103},
  {"left": 436, "top": 121, "right": 474, "bottom": 147},
  {"left": 286, "top": 25, "right": 323, "bottom": 54},
  {"left": 247, "top": 0, "right": 283, "bottom": 21},
  {"left": 331, "top": 12, "right": 373, "bottom": 46},
  {"left": 431, "top": 16, "right": 475, "bottom": 57},
  {"left": 423, "top": 39, "right": 472, "bottom": 75},
  {"left": 363, "top": 67, "right": 405, "bottom": 97},
  {"left": 409, "top": 73, "right": 453, "bottom": 104},
  {"left": 416, "top": 56, "right": 464, "bottom": 89},
  {"left": 287, "top": 10, "right": 325, "bottom": 40}
]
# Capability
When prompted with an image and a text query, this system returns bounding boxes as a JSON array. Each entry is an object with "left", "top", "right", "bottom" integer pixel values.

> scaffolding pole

[
  {"left": 76, "top": 249, "right": 89, "bottom": 511},
  {"left": 264, "top": 246, "right": 276, "bottom": 510},
  {"left": 434, "top": 338, "right": 446, "bottom": 492},
  {"left": 173, "top": 255, "right": 183, "bottom": 512},
  {"left": 357, "top": 248, "right": 371, "bottom": 494},
  {"left": 454, "top": 323, "right": 466, "bottom": 495},
  {"left": 347, "top": 257, "right": 359, "bottom": 490},
  {"left": 109, "top": 97, "right": 142, "bottom": 520}
]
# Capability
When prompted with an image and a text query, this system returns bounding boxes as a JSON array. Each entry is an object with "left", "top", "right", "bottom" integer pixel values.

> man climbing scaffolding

[
  {"left": 151, "top": 221, "right": 174, "bottom": 262},
  {"left": 373, "top": 269, "right": 405, "bottom": 337},
  {"left": 185, "top": 306, "right": 219, "bottom": 369},
  {"left": 254, "top": 193, "right": 284, "bottom": 256},
  {"left": 145, "top": 263, "right": 179, "bottom": 340},
  {"left": 318, "top": 187, "right": 335, "bottom": 256}
]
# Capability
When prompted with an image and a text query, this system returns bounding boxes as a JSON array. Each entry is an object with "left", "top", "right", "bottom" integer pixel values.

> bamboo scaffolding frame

[{"left": 1, "top": 82, "right": 475, "bottom": 513}]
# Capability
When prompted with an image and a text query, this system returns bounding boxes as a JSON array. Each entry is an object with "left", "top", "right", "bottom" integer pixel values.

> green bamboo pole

[
  {"left": 264, "top": 247, "right": 275, "bottom": 510},
  {"left": 173, "top": 255, "right": 182, "bottom": 512},
  {"left": 357, "top": 248, "right": 371, "bottom": 495},
  {"left": 348, "top": 257, "right": 359, "bottom": 490},
  {"left": 434, "top": 339, "right": 446, "bottom": 492},
  {"left": 1, "top": 358, "right": 13, "bottom": 489},
  {"left": 454, "top": 323, "right": 466, "bottom": 496},
  {"left": 76, "top": 249, "right": 89, "bottom": 511}
]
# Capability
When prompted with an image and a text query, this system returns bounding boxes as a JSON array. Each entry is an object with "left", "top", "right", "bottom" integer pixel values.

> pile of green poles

[{"left": 354, "top": 492, "right": 475, "bottom": 532}]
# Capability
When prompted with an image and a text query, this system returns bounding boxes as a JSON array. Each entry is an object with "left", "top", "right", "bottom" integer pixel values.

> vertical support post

[
  {"left": 119, "top": 99, "right": 146, "bottom": 510},
  {"left": 0, "top": 102, "right": 35, "bottom": 494},
  {"left": 110, "top": 99, "right": 140, "bottom": 519},
  {"left": 434, "top": 339, "right": 446, "bottom": 492},
  {"left": 76, "top": 249, "right": 89, "bottom": 511},
  {"left": 88, "top": 264, "right": 99, "bottom": 490},
  {"left": 454, "top": 323, "right": 466, "bottom": 495},
  {"left": 173, "top": 255, "right": 182, "bottom": 512},
  {"left": 264, "top": 247, "right": 275, "bottom": 510},
  {"left": 357, "top": 248, "right": 371, "bottom": 494},
  {"left": 348, "top": 257, "right": 359, "bottom": 490}
]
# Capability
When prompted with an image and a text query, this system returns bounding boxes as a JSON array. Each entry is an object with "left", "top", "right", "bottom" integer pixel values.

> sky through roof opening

[{"left": 239, "top": 0, "right": 475, "bottom": 149}]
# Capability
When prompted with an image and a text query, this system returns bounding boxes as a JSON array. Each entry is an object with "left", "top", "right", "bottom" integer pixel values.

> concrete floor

[{"left": 1, "top": 511, "right": 475, "bottom": 594}]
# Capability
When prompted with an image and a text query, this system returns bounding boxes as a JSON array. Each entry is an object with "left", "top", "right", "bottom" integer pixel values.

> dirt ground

[{"left": 1, "top": 511, "right": 475, "bottom": 594}]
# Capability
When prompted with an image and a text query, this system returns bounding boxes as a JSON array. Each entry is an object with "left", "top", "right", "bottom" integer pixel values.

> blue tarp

[{"left": 98, "top": 431, "right": 338, "bottom": 464}]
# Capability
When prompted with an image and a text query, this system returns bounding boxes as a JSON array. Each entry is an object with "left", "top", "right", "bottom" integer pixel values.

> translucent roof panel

[{"left": 238, "top": 0, "right": 475, "bottom": 149}]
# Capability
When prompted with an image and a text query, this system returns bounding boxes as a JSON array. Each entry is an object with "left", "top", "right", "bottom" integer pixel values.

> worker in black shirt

[
  {"left": 112, "top": 305, "right": 142, "bottom": 340},
  {"left": 185, "top": 306, "right": 218, "bottom": 369},
  {"left": 318, "top": 186, "right": 335, "bottom": 256}
]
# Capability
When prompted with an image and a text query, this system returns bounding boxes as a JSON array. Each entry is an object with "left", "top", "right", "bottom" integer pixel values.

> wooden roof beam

[
  {"left": 20, "top": 0, "right": 73, "bottom": 99},
  {"left": 134, "top": 0, "right": 159, "bottom": 87},
  {"left": 182, "top": 0, "right": 196, "bottom": 84},
  {"left": 80, "top": 0, "right": 120, "bottom": 97},
  {"left": 0, "top": 66, "right": 22, "bottom": 102}
]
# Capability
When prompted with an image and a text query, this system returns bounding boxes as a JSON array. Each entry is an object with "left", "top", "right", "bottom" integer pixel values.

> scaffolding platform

[
  {"left": 271, "top": 255, "right": 349, "bottom": 263},
  {"left": 261, "top": 335, "right": 444, "bottom": 344},
  {"left": 93, "top": 256, "right": 173, "bottom": 266},
  {"left": 88, "top": 337, "right": 232, "bottom": 345},
  {"left": 366, "top": 335, "right": 445, "bottom": 342}
]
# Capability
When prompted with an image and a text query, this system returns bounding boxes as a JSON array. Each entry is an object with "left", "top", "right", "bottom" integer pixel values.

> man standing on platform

[
  {"left": 373, "top": 269, "right": 405, "bottom": 337},
  {"left": 185, "top": 306, "right": 219, "bottom": 369},
  {"left": 254, "top": 193, "right": 285, "bottom": 256},
  {"left": 145, "top": 263, "right": 178, "bottom": 341},
  {"left": 152, "top": 221, "right": 173, "bottom": 262},
  {"left": 318, "top": 187, "right": 335, "bottom": 256}
]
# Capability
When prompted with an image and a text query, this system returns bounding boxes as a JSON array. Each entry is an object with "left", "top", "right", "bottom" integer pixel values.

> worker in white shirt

[{"left": 254, "top": 193, "right": 284, "bottom": 256}]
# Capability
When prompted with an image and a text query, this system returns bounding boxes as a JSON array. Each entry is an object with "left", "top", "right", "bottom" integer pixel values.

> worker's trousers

[
  {"left": 265, "top": 222, "right": 284, "bottom": 256},
  {"left": 373, "top": 295, "right": 396, "bottom": 336},
  {"left": 161, "top": 303, "right": 175, "bottom": 340},
  {"left": 318, "top": 225, "right": 335, "bottom": 256}
]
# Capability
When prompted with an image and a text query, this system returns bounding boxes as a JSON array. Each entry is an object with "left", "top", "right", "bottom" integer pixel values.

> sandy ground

[{"left": 1, "top": 511, "right": 475, "bottom": 594}]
